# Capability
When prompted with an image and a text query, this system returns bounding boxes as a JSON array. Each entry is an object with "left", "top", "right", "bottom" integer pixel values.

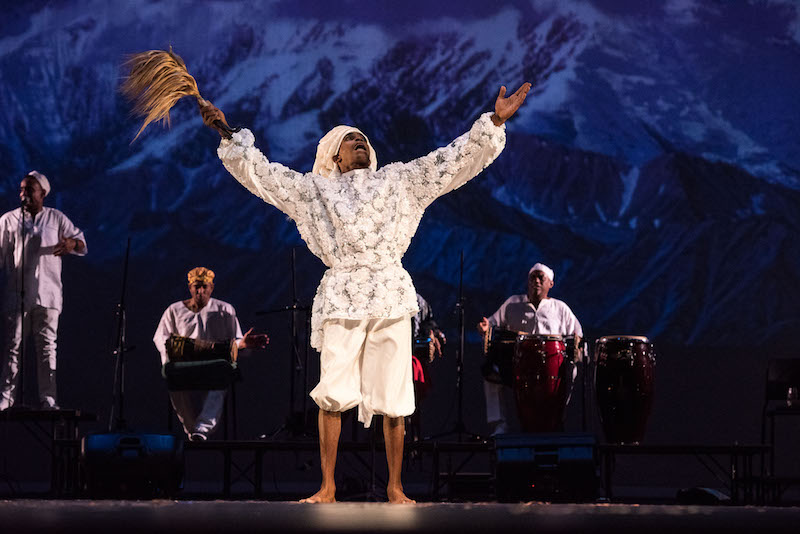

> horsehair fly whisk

[{"left": 120, "top": 47, "right": 233, "bottom": 141}]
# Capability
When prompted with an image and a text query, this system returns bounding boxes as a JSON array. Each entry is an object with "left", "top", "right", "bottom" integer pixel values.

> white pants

[
  {"left": 484, "top": 381, "right": 521, "bottom": 435},
  {"left": 310, "top": 317, "right": 415, "bottom": 428},
  {"left": 1, "top": 307, "right": 60, "bottom": 408},
  {"left": 169, "top": 389, "right": 226, "bottom": 438}
]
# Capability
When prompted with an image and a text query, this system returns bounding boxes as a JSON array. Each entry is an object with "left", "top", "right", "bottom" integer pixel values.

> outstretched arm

[
  {"left": 201, "top": 101, "right": 308, "bottom": 221},
  {"left": 401, "top": 81, "right": 532, "bottom": 209},
  {"left": 237, "top": 327, "right": 269, "bottom": 350},
  {"left": 490, "top": 82, "right": 532, "bottom": 126}
]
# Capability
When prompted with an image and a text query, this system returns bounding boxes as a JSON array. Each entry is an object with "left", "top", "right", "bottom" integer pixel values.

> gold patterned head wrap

[
  {"left": 187, "top": 267, "right": 215, "bottom": 285},
  {"left": 312, "top": 125, "right": 378, "bottom": 178}
]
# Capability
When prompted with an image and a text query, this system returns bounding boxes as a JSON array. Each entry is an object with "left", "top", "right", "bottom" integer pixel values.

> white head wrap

[
  {"left": 529, "top": 262, "right": 555, "bottom": 282},
  {"left": 26, "top": 170, "right": 50, "bottom": 197},
  {"left": 312, "top": 125, "right": 377, "bottom": 178}
]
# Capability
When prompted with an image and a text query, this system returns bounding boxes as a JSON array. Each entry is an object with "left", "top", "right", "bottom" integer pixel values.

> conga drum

[
  {"left": 513, "top": 334, "right": 570, "bottom": 432},
  {"left": 163, "top": 335, "right": 238, "bottom": 391},
  {"left": 481, "top": 327, "right": 518, "bottom": 387},
  {"left": 594, "top": 335, "right": 656, "bottom": 444},
  {"left": 166, "top": 335, "right": 238, "bottom": 363}
]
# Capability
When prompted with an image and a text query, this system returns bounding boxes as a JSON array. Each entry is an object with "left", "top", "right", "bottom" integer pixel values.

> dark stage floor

[{"left": 2, "top": 500, "right": 800, "bottom": 533}]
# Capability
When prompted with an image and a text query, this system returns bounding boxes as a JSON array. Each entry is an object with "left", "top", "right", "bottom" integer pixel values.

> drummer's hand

[
  {"left": 238, "top": 328, "right": 269, "bottom": 349},
  {"left": 477, "top": 317, "right": 490, "bottom": 334},
  {"left": 429, "top": 330, "right": 443, "bottom": 361},
  {"left": 198, "top": 100, "right": 230, "bottom": 137}
]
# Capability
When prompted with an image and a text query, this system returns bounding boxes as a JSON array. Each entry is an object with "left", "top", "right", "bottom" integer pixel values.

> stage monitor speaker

[
  {"left": 81, "top": 433, "right": 184, "bottom": 498},
  {"left": 494, "top": 433, "right": 597, "bottom": 502}
]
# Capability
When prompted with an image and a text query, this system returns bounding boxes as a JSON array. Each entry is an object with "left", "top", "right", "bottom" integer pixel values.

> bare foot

[
  {"left": 300, "top": 486, "right": 336, "bottom": 503},
  {"left": 387, "top": 486, "right": 416, "bottom": 504}
]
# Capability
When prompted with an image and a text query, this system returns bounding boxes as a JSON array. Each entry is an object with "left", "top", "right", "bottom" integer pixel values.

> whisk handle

[{"left": 214, "top": 120, "right": 239, "bottom": 140}]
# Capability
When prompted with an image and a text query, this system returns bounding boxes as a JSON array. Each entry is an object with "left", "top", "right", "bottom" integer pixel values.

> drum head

[
  {"left": 596, "top": 334, "right": 650, "bottom": 344},
  {"left": 518, "top": 333, "right": 563, "bottom": 341}
]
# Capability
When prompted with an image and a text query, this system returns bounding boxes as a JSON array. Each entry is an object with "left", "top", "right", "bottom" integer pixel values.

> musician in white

[
  {"left": 153, "top": 267, "right": 267, "bottom": 441},
  {"left": 0, "top": 171, "right": 87, "bottom": 411},
  {"left": 200, "top": 82, "right": 531, "bottom": 503},
  {"left": 477, "top": 263, "right": 583, "bottom": 434}
]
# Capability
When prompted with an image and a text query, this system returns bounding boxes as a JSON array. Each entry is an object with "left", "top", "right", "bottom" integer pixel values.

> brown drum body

[
  {"left": 513, "top": 334, "right": 569, "bottom": 432},
  {"left": 482, "top": 328, "right": 518, "bottom": 386},
  {"left": 595, "top": 335, "right": 656, "bottom": 444},
  {"left": 166, "top": 335, "right": 237, "bottom": 363}
]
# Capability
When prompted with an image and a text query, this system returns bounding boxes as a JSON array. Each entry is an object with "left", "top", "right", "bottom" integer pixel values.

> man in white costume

[
  {"left": 200, "top": 81, "right": 531, "bottom": 503},
  {"left": 0, "top": 171, "right": 87, "bottom": 411},
  {"left": 153, "top": 267, "right": 268, "bottom": 441},
  {"left": 477, "top": 263, "right": 583, "bottom": 434}
]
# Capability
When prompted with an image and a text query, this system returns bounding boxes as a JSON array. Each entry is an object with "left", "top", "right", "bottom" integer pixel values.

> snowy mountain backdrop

[{"left": 1, "top": 0, "right": 799, "bottom": 437}]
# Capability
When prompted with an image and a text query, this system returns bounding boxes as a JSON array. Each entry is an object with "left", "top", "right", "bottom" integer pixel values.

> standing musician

[
  {"left": 200, "top": 81, "right": 531, "bottom": 503},
  {"left": 153, "top": 267, "right": 268, "bottom": 441},
  {"left": 0, "top": 171, "right": 87, "bottom": 411},
  {"left": 477, "top": 263, "right": 582, "bottom": 435},
  {"left": 408, "top": 293, "right": 445, "bottom": 441}
]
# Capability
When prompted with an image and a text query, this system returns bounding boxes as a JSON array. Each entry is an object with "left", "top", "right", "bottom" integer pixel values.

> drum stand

[
  {"left": 258, "top": 248, "right": 313, "bottom": 439},
  {"left": 580, "top": 339, "right": 590, "bottom": 433},
  {"left": 431, "top": 251, "right": 481, "bottom": 442}
]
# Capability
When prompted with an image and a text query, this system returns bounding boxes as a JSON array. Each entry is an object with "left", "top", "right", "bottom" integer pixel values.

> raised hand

[
  {"left": 198, "top": 100, "right": 231, "bottom": 138},
  {"left": 491, "top": 82, "right": 532, "bottom": 126}
]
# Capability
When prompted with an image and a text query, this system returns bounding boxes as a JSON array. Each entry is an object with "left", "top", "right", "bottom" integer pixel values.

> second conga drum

[
  {"left": 594, "top": 335, "right": 656, "bottom": 444},
  {"left": 513, "top": 334, "right": 569, "bottom": 432}
]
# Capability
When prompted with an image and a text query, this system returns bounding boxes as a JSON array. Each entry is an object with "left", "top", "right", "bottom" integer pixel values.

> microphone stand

[
  {"left": 431, "top": 250, "right": 481, "bottom": 442},
  {"left": 108, "top": 238, "right": 133, "bottom": 432},
  {"left": 12, "top": 199, "right": 30, "bottom": 410},
  {"left": 257, "top": 248, "right": 312, "bottom": 439}
]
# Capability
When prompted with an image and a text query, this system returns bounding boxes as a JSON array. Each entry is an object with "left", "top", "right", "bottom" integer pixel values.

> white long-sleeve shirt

[
  {"left": 218, "top": 112, "right": 506, "bottom": 350},
  {"left": 0, "top": 206, "right": 87, "bottom": 313},
  {"left": 488, "top": 294, "right": 583, "bottom": 338},
  {"left": 153, "top": 297, "right": 244, "bottom": 365}
]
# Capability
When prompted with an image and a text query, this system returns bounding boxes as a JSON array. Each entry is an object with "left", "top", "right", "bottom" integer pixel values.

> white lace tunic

[{"left": 218, "top": 112, "right": 506, "bottom": 350}]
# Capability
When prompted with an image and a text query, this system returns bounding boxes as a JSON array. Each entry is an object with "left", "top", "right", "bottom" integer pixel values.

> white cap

[
  {"left": 529, "top": 262, "right": 554, "bottom": 282},
  {"left": 26, "top": 170, "right": 50, "bottom": 197}
]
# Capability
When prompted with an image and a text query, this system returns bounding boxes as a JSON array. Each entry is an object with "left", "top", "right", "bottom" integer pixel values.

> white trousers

[
  {"left": 310, "top": 317, "right": 415, "bottom": 428},
  {"left": 169, "top": 389, "right": 226, "bottom": 438},
  {"left": 483, "top": 381, "right": 521, "bottom": 435},
  {"left": 1, "top": 307, "right": 59, "bottom": 408}
]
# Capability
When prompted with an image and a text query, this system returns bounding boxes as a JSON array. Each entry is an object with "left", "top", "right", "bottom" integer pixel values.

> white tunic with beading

[{"left": 218, "top": 112, "right": 506, "bottom": 351}]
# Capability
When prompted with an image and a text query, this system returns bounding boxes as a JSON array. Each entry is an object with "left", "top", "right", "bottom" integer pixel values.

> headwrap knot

[{"left": 187, "top": 267, "right": 215, "bottom": 285}]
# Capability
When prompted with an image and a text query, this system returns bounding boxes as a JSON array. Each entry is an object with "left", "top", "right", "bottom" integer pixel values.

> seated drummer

[
  {"left": 153, "top": 267, "right": 268, "bottom": 441},
  {"left": 476, "top": 262, "right": 582, "bottom": 435}
]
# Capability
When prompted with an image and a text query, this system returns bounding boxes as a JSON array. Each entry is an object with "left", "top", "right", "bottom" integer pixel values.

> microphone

[{"left": 21, "top": 195, "right": 30, "bottom": 206}]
